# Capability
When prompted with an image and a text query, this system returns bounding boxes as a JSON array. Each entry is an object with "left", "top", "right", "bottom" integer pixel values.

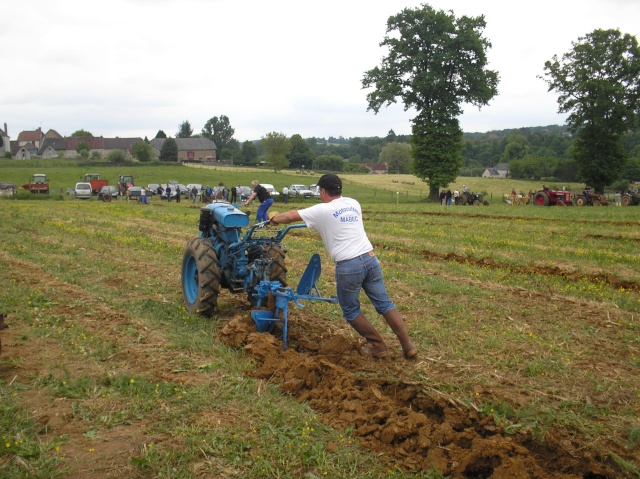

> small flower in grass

[
  {"left": 89, "top": 448, "right": 95, "bottom": 452},
  {"left": 130, "top": 379, "right": 135, "bottom": 384},
  {"left": 5, "top": 443, "right": 10, "bottom": 448}
]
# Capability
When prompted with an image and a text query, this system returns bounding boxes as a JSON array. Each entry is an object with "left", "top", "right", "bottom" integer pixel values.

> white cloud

[{"left": 1, "top": 0, "right": 638, "bottom": 140}]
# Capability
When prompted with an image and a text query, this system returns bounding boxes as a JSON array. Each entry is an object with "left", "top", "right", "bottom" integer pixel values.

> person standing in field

[
  {"left": 268, "top": 174, "right": 417, "bottom": 360},
  {"left": 243, "top": 180, "right": 273, "bottom": 222}
]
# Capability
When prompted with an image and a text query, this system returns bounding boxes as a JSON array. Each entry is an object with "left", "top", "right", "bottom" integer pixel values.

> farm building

[{"left": 482, "top": 162, "right": 510, "bottom": 178}]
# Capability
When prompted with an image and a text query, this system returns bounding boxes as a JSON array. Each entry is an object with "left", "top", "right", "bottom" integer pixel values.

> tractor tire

[
  {"left": 621, "top": 195, "right": 632, "bottom": 206},
  {"left": 575, "top": 195, "right": 586, "bottom": 206},
  {"left": 556, "top": 200, "right": 565, "bottom": 206},
  {"left": 592, "top": 199, "right": 600, "bottom": 206},
  {"left": 181, "top": 237, "right": 221, "bottom": 317},
  {"left": 266, "top": 244, "right": 288, "bottom": 285},
  {"left": 458, "top": 195, "right": 468, "bottom": 206},
  {"left": 472, "top": 199, "right": 480, "bottom": 206},
  {"left": 533, "top": 192, "right": 549, "bottom": 206},
  {"left": 103, "top": 194, "right": 112, "bottom": 203},
  {"left": 246, "top": 244, "right": 288, "bottom": 306}
]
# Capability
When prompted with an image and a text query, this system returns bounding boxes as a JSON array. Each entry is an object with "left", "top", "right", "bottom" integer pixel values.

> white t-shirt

[{"left": 298, "top": 196, "right": 373, "bottom": 263}]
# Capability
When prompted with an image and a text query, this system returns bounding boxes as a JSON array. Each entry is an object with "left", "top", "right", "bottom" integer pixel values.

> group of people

[
  {"left": 154, "top": 184, "right": 181, "bottom": 203},
  {"left": 200, "top": 183, "right": 234, "bottom": 203},
  {"left": 439, "top": 185, "right": 469, "bottom": 205}
]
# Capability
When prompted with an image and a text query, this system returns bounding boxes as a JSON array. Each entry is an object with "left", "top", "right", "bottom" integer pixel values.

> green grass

[{"left": 1, "top": 162, "right": 639, "bottom": 478}]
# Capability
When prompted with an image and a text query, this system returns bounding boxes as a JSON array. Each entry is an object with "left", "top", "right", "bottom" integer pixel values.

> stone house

[
  {"left": 482, "top": 162, "right": 510, "bottom": 178},
  {"left": 36, "top": 136, "right": 142, "bottom": 159},
  {"left": 362, "top": 162, "right": 389, "bottom": 174},
  {"left": 149, "top": 137, "right": 217, "bottom": 163}
]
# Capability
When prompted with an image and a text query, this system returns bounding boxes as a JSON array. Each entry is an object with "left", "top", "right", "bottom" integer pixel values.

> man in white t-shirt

[{"left": 269, "top": 174, "right": 416, "bottom": 359}]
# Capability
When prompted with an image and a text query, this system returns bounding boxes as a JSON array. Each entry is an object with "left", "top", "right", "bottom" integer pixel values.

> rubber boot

[
  {"left": 383, "top": 309, "right": 417, "bottom": 359},
  {"left": 349, "top": 314, "right": 388, "bottom": 358}
]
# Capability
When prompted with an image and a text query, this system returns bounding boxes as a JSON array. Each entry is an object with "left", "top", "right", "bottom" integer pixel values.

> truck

[
  {"left": 117, "top": 175, "right": 135, "bottom": 196},
  {"left": 83, "top": 173, "right": 109, "bottom": 195},
  {"left": 288, "top": 184, "right": 313, "bottom": 198},
  {"left": 22, "top": 174, "right": 49, "bottom": 194}
]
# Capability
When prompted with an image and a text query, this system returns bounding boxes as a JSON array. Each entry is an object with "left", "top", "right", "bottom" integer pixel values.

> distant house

[
  {"left": 362, "top": 163, "right": 389, "bottom": 174},
  {"left": 13, "top": 141, "right": 39, "bottom": 159},
  {"left": 150, "top": 137, "right": 217, "bottom": 163},
  {"left": 482, "top": 162, "right": 509, "bottom": 178},
  {"left": 17, "top": 128, "right": 45, "bottom": 149},
  {"left": 0, "top": 123, "right": 9, "bottom": 157},
  {"left": 36, "top": 136, "right": 142, "bottom": 159}
]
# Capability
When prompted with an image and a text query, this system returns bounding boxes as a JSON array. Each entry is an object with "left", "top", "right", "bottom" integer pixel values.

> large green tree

[
  {"left": 379, "top": 141, "right": 412, "bottom": 174},
  {"left": 502, "top": 133, "right": 528, "bottom": 162},
  {"left": 176, "top": 121, "right": 193, "bottom": 138},
  {"left": 131, "top": 141, "right": 155, "bottom": 163},
  {"left": 542, "top": 29, "right": 640, "bottom": 193},
  {"left": 202, "top": 115, "right": 235, "bottom": 156},
  {"left": 70, "top": 129, "right": 93, "bottom": 137},
  {"left": 362, "top": 5, "right": 499, "bottom": 199},
  {"left": 75, "top": 140, "right": 90, "bottom": 159},
  {"left": 159, "top": 137, "right": 178, "bottom": 162},
  {"left": 241, "top": 140, "right": 258, "bottom": 165},
  {"left": 287, "top": 134, "right": 317, "bottom": 170},
  {"left": 261, "top": 132, "right": 291, "bottom": 172}
]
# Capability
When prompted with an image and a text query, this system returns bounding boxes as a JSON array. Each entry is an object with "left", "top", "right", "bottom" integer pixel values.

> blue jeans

[
  {"left": 256, "top": 198, "right": 274, "bottom": 222},
  {"left": 335, "top": 252, "right": 395, "bottom": 322}
]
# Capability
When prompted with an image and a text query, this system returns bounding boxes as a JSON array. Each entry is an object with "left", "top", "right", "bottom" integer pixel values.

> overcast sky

[{"left": 2, "top": 0, "right": 639, "bottom": 142}]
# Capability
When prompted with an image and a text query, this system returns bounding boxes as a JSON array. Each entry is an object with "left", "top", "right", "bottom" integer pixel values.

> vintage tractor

[
  {"left": 117, "top": 175, "right": 135, "bottom": 196},
  {"left": 22, "top": 173, "right": 49, "bottom": 194},
  {"left": 621, "top": 189, "right": 640, "bottom": 206},
  {"left": 181, "top": 202, "right": 337, "bottom": 346},
  {"left": 532, "top": 189, "right": 572, "bottom": 206},
  {"left": 574, "top": 192, "right": 609, "bottom": 206},
  {"left": 457, "top": 191, "right": 489, "bottom": 206}
]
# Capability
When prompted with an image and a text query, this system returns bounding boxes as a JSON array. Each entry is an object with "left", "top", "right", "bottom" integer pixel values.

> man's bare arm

[{"left": 269, "top": 210, "right": 302, "bottom": 225}]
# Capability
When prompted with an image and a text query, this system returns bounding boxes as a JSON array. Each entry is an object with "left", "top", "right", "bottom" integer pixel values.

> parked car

[
  {"left": 237, "top": 186, "right": 253, "bottom": 202},
  {"left": 288, "top": 184, "right": 313, "bottom": 198},
  {"left": 74, "top": 182, "right": 93, "bottom": 200},
  {"left": 261, "top": 183, "right": 279, "bottom": 196},
  {"left": 147, "top": 183, "right": 160, "bottom": 196},
  {"left": 310, "top": 184, "right": 320, "bottom": 198},
  {"left": 97, "top": 185, "right": 118, "bottom": 202}
]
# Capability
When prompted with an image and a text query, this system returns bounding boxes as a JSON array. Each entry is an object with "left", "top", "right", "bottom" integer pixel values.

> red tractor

[
  {"left": 22, "top": 173, "right": 50, "bottom": 194},
  {"left": 532, "top": 188, "right": 572, "bottom": 206}
]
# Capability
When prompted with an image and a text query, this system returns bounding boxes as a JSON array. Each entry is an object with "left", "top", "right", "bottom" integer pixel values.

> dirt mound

[{"left": 219, "top": 312, "right": 612, "bottom": 479}]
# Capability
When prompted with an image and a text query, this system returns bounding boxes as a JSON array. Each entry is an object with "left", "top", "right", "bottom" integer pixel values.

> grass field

[{"left": 0, "top": 163, "right": 639, "bottom": 478}]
